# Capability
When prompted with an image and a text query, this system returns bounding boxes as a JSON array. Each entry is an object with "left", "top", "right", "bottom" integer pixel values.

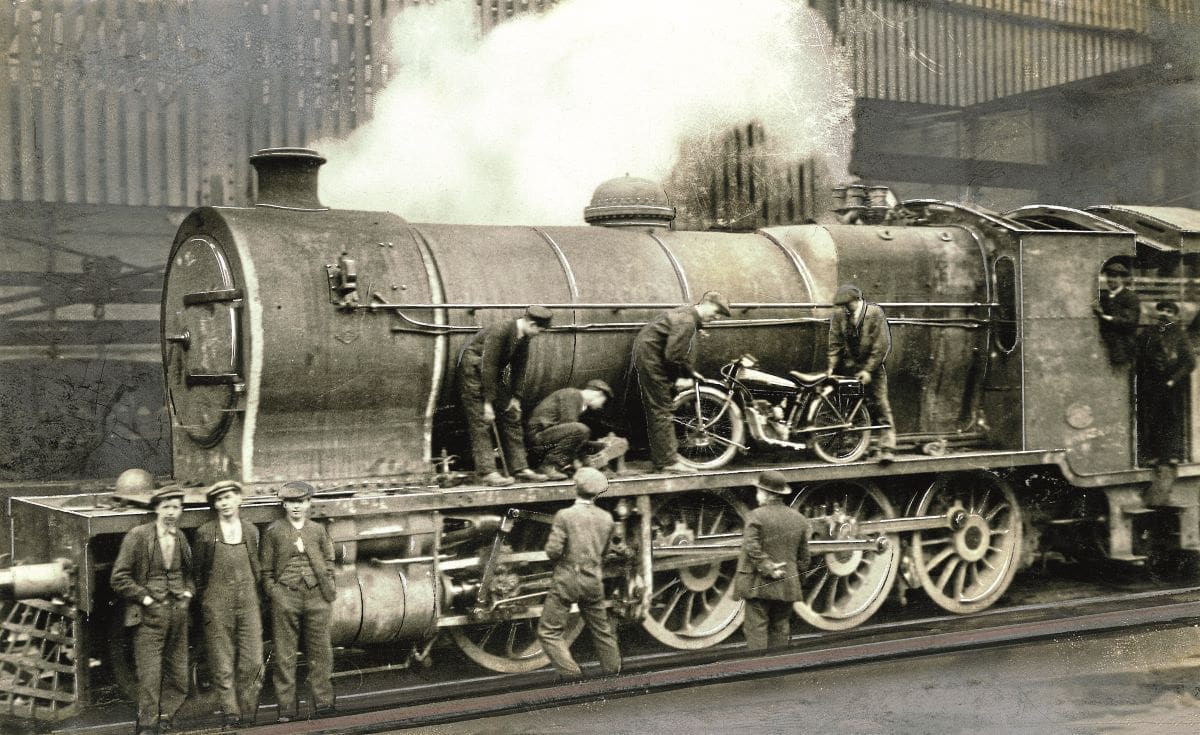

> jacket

[
  {"left": 633, "top": 305, "right": 703, "bottom": 380},
  {"left": 827, "top": 301, "right": 891, "bottom": 374},
  {"left": 458, "top": 318, "right": 530, "bottom": 402},
  {"left": 1139, "top": 320, "right": 1196, "bottom": 387},
  {"left": 260, "top": 519, "right": 336, "bottom": 603},
  {"left": 544, "top": 499, "right": 615, "bottom": 602},
  {"left": 527, "top": 388, "right": 586, "bottom": 434},
  {"left": 110, "top": 521, "right": 195, "bottom": 627},
  {"left": 192, "top": 518, "right": 261, "bottom": 597},
  {"left": 733, "top": 501, "right": 811, "bottom": 602}
]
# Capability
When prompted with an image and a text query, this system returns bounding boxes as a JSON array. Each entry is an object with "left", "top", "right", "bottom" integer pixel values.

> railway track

[{"left": 52, "top": 583, "right": 1200, "bottom": 735}]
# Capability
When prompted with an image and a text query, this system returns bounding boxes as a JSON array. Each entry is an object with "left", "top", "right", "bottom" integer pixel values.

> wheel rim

[
  {"left": 672, "top": 388, "right": 744, "bottom": 470},
  {"left": 910, "top": 473, "right": 1022, "bottom": 613},
  {"left": 450, "top": 616, "right": 583, "bottom": 673},
  {"left": 810, "top": 395, "right": 871, "bottom": 464},
  {"left": 791, "top": 481, "right": 899, "bottom": 630},
  {"left": 643, "top": 491, "right": 746, "bottom": 648}
]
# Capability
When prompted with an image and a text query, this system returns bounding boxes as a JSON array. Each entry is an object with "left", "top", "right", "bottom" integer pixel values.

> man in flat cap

[
  {"left": 1093, "top": 262, "right": 1140, "bottom": 367},
  {"left": 260, "top": 482, "right": 336, "bottom": 722},
  {"left": 632, "top": 291, "right": 731, "bottom": 473},
  {"left": 733, "top": 471, "right": 810, "bottom": 651},
  {"left": 457, "top": 305, "right": 554, "bottom": 486},
  {"left": 526, "top": 379, "right": 615, "bottom": 480},
  {"left": 110, "top": 486, "right": 195, "bottom": 735},
  {"left": 826, "top": 284, "right": 896, "bottom": 461},
  {"left": 537, "top": 467, "right": 623, "bottom": 679},
  {"left": 1137, "top": 300, "right": 1196, "bottom": 465},
  {"left": 194, "top": 480, "right": 263, "bottom": 729}
]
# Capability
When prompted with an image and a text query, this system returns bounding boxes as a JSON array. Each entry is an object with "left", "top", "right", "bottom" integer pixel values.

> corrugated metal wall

[{"left": 835, "top": 0, "right": 1197, "bottom": 106}]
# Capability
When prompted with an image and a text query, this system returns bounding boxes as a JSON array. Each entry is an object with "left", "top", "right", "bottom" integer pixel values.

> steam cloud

[{"left": 317, "top": 0, "right": 853, "bottom": 225}]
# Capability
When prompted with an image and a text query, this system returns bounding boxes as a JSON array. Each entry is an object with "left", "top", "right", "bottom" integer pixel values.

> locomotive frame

[{"left": 1, "top": 149, "right": 1198, "bottom": 723}]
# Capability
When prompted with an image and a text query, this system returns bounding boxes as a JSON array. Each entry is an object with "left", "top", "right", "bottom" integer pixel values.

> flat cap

[
  {"left": 833, "top": 284, "right": 863, "bottom": 305},
  {"left": 1156, "top": 300, "right": 1180, "bottom": 314},
  {"left": 699, "top": 291, "right": 732, "bottom": 317},
  {"left": 574, "top": 467, "right": 609, "bottom": 497},
  {"left": 524, "top": 305, "right": 553, "bottom": 327},
  {"left": 584, "top": 378, "right": 614, "bottom": 398},
  {"left": 1103, "top": 262, "right": 1130, "bottom": 276},
  {"left": 150, "top": 485, "right": 185, "bottom": 507},
  {"left": 754, "top": 470, "right": 790, "bottom": 495},
  {"left": 279, "top": 481, "right": 315, "bottom": 501},
  {"left": 205, "top": 479, "right": 244, "bottom": 504}
]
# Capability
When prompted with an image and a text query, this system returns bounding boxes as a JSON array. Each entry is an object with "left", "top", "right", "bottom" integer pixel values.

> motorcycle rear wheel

[
  {"left": 810, "top": 395, "right": 872, "bottom": 464},
  {"left": 672, "top": 387, "right": 745, "bottom": 470}
]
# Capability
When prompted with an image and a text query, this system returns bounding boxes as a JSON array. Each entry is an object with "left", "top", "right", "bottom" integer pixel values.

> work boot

[
  {"left": 480, "top": 471, "right": 514, "bottom": 487},
  {"left": 537, "top": 464, "right": 569, "bottom": 481},
  {"left": 513, "top": 468, "right": 549, "bottom": 482},
  {"left": 873, "top": 446, "right": 895, "bottom": 465}
]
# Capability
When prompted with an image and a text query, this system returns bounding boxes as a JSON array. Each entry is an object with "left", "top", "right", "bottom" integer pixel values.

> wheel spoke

[
  {"left": 924, "top": 545, "right": 956, "bottom": 571},
  {"left": 652, "top": 576, "right": 681, "bottom": 600},
  {"left": 935, "top": 557, "right": 961, "bottom": 592},
  {"left": 656, "top": 587, "right": 686, "bottom": 624},
  {"left": 805, "top": 572, "right": 829, "bottom": 606},
  {"left": 953, "top": 563, "right": 967, "bottom": 600}
]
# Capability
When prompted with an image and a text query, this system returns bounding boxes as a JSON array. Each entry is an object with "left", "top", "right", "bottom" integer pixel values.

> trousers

[
  {"left": 742, "top": 598, "right": 793, "bottom": 650},
  {"left": 203, "top": 585, "right": 263, "bottom": 720},
  {"left": 634, "top": 356, "right": 677, "bottom": 467},
  {"left": 529, "top": 422, "right": 591, "bottom": 469},
  {"left": 133, "top": 600, "right": 190, "bottom": 728},
  {"left": 270, "top": 585, "right": 334, "bottom": 717},
  {"left": 537, "top": 588, "right": 621, "bottom": 678},
  {"left": 458, "top": 354, "right": 529, "bottom": 474}
]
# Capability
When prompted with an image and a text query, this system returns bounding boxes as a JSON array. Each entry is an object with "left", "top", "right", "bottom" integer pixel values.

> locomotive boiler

[{"left": 2, "top": 148, "right": 1199, "bottom": 724}]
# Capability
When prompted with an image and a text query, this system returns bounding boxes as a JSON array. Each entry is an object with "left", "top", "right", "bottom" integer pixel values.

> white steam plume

[{"left": 317, "top": 0, "right": 853, "bottom": 225}]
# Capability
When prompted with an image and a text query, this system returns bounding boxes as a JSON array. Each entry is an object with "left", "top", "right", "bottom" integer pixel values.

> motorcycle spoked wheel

[
  {"left": 809, "top": 393, "right": 873, "bottom": 464},
  {"left": 671, "top": 386, "right": 745, "bottom": 470}
]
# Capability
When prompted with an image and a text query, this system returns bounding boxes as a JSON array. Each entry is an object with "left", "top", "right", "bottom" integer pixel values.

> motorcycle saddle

[{"left": 788, "top": 370, "right": 828, "bottom": 385}]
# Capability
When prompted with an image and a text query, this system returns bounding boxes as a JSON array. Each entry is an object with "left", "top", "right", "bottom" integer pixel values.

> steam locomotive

[{"left": 2, "top": 148, "right": 1197, "bottom": 722}]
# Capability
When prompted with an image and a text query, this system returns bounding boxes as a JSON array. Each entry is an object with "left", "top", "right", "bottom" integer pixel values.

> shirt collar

[
  {"left": 288, "top": 518, "right": 306, "bottom": 531},
  {"left": 1109, "top": 284, "right": 1124, "bottom": 296},
  {"left": 574, "top": 498, "right": 594, "bottom": 506},
  {"left": 156, "top": 521, "right": 176, "bottom": 538}
]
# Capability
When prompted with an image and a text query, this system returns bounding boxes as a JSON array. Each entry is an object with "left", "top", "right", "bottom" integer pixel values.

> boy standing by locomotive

[
  {"left": 457, "top": 305, "right": 554, "bottom": 486},
  {"left": 734, "top": 471, "right": 811, "bottom": 650},
  {"left": 537, "top": 467, "right": 623, "bottom": 678},
  {"left": 632, "top": 291, "right": 731, "bottom": 473},
  {"left": 261, "top": 481, "right": 337, "bottom": 722},
  {"left": 1137, "top": 300, "right": 1196, "bottom": 465},
  {"left": 194, "top": 480, "right": 263, "bottom": 729},
  {"left": 827, "top": 284, "right": 896, "bottom": 461},
  {"left": 110, "top": 486, "right": 195, "bottom": 735}
]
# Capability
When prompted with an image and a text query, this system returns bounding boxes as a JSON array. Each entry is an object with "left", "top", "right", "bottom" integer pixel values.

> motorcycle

[{"left": 671, "top": 354, "right": 877, "bottom": 469}]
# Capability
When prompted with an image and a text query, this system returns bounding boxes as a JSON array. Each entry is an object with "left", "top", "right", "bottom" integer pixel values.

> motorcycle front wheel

[
  {"left": 671, "top": 386, "right": 745, "bottom": 470},
  {"left": 810, "top": 394, "right": 872, "bottom": 464}
]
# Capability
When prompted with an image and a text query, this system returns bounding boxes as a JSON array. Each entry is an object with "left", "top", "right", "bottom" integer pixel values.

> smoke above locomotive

[{"left": 315, "top": 0, "right": 854, "bottom": 225}]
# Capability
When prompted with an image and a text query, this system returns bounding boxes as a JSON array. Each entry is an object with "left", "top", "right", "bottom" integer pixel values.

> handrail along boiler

[{"left": 1, "top": 151, "right": 1199, "bottom": 722}]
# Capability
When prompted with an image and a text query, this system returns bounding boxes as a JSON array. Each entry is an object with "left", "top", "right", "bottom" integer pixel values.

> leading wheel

[
  {"left": 809, "top": 394, "right": 872, "bottom": 464},
  {"left": 791, "top": 480, "right": 899, "bottom": 630},
  {"left": 672, "top": 387, "right": 745, "bottom": 470},
  {"left": 449, "top": 616, "right": 583, "bottom": 673},
  {"left": 448, "top": 519, "right": 584, "bottom": 673},
  {"left": 909, "top": 473, "right": 1022, "bottom": 614},
  {"left": 643, "top": 490, "right": 747, "bottom": 649}
]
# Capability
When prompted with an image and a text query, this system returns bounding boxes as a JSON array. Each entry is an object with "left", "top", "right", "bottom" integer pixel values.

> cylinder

[
  {"left": 329, "top": 561, "right": 438, "bottom": 646},
  {"left": 0, "top": 560, "right": 73, "bottom": 600}
]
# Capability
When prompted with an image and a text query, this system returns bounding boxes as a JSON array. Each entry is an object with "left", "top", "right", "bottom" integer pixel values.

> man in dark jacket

[
  {"left": 633, "top": 291, "right": 731, "bottom": 472},
  {"left": 1094, "top": 262, "right": 1141, "bottom": 367},
  {"left": 733, "top": 470, "right": 810, "bottom": 650},
  {"left": 1138, "top": 300, "right": 1196, "bottom": 465},
  {"left": 458, "top": 305, "right": 554, "bottom": 486},
  {"left": 537, "top": 467, "right": 622, "bottom": 678},
  {"left": 194, "top": 480, "right": 263, "bottom": 729},
  {"left": 260, "top": 481, "right": 336, "bottom": 723},
  {"left": 826, "top": 284, "right": 896, "bottom": 461},
  {"left": 526, "top": 379, "right": 614, "bottom": 479},
  {"left": 110, "top": 486, "right": 195, "bottom": 735}
]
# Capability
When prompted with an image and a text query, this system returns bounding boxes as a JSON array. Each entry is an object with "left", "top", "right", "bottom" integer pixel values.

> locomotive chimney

[{"left": 249, "top": 147, "right": 328, "bottom": 210}]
